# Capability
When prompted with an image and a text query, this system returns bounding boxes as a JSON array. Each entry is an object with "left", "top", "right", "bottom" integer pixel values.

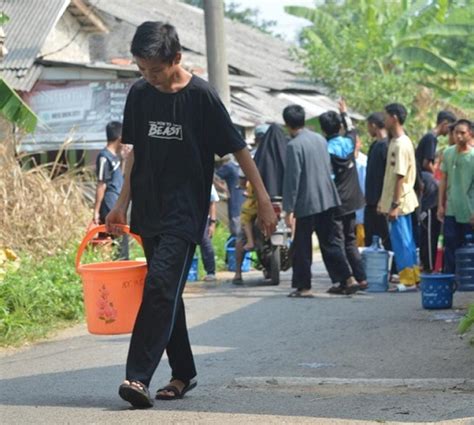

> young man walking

[
  {"left": 282, "top": 104, "right": 357, "bottom": 297},
  {"left": 106, "top": 22, "right": 277, "bottom": 408},
  {"left": 93, "top": 121, "right": 128, "bottom": 259},
  {"left": 438, "top": 119, "right": 474, "bottom": 273},
  {"left": 379, "top": 103, "right": 420, "bottom": 289},
  {"left": 319, "top": 100, "right": 367, "bottom": 292}
]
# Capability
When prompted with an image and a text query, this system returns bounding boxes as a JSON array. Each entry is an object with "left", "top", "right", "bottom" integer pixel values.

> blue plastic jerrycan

[{"left": 362, "top": 236, "right": 390, "bottom": 292}]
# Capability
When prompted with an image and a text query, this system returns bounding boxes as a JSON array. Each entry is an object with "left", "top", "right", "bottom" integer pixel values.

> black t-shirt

[
  {"left": 415, "top": 132, "right": 437, "bottom": 171},
  {"left": 420, "top": 171, "right": 438, "bottom": 211},
  {"left": 122, "top": 76, "right": 247, "bottom": 243},
  {"left": 365, "top": 138, "right": 388, "bottom": 206}
]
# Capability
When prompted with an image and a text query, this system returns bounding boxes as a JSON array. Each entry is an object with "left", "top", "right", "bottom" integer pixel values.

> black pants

[
  {"left": 125, "top": 234, "right": 197, "bottom": 387},
  {"left": 334, "top": 212, "right": 367, "bottom": 282},
  {"left": 292, "top": 209, "right": 352, "bottom": 290},
  {"left": 364, "top": 205, "right": 391, "bottom": 250},
  {"left": 419, "top": 207, "right": 441, "bottom": 272}
]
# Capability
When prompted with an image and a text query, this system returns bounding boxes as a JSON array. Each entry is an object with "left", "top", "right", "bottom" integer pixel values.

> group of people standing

[{"left": 215, "top": 101, "right": 473, "bottom": 298}]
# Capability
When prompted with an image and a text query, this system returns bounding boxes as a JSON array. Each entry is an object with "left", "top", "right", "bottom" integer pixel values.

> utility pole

[{"left": 203, "top": 0, "right": 231, "bottom": 110}]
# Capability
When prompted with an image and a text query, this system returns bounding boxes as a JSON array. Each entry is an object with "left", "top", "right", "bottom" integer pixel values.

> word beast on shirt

[{"left": 148, "top": 121, "right": 183, "bottom": 141}]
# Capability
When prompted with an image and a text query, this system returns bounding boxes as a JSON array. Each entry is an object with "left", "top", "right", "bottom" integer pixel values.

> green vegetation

[
  {"left": 286, "top": 0, "right": 474, "bottom": 140},
  {"left": 0, "top": 13, "right": 38, "bottom": 133},
  {"left": 458, "top": 303, "right": 474, "bottom": 339},
  {"left": 1, "top": 248, "right": 82, "bottom": 346}
]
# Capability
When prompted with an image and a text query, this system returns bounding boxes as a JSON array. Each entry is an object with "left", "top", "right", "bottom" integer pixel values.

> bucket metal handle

[{"left": 75, "top": 224, "right": 142, "bottom": 271}]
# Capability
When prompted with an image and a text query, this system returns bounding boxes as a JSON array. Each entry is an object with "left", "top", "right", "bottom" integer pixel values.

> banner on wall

[{"left": 20, "top": 79, "right": 136, "bottom": 152}]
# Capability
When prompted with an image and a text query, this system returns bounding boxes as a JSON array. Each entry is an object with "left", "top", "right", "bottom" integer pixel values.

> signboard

[{"left": 20, "top": 79, "right": 136, "bottom": 152}]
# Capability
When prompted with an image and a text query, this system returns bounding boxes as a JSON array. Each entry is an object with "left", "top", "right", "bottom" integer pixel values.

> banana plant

[{"left": 0, "top": 12, "right": 38, "bottom": 133}]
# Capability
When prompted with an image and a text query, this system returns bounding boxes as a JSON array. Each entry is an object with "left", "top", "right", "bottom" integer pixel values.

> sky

[{"left": 224, "top": 0, "right": 316, "bottom": 42}]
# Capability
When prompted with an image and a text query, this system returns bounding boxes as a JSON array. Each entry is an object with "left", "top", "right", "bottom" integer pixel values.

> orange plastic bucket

[{"left": 76, "top": 225, "right": 147, "bottom": 335}]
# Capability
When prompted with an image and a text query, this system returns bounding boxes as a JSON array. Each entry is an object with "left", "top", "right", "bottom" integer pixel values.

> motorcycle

[{"left": 253, "top": 197, "right": 292, "bottom": 285}]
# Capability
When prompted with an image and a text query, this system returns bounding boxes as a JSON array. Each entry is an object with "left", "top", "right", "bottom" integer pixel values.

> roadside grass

[{"left": 0, "top": 245, "right": 111, "bottom": 347}]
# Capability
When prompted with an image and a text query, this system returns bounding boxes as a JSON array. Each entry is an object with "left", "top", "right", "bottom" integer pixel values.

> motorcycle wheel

[{"left": 270, "top": 246, "right": 281, "bottom": 285}]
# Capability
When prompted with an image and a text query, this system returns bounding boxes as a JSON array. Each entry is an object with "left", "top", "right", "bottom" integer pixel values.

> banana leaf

[{"left": 0, "top": 78, "right": 37, "bottom": 133}]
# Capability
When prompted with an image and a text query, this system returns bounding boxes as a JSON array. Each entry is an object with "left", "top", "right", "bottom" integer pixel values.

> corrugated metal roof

[
  {"left": 1, "top": 0, "right": 69, "bottom": 90},
  {"left": 94, "top": 0, "right": 306, "bottom": 89},
  {"left": 1, "top": 66, "right": 44, "bottom": 92}
]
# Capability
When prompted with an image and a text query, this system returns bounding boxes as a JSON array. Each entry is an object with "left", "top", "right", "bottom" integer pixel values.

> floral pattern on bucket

[{"left": 97, "top": 285, "right": 118, "bottom": 323}]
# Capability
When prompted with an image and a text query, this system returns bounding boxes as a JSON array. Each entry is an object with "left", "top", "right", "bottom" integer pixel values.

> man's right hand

[
  {"left": 92, "top": 211, "right": 100, "bottom": 225},
  {"left": 105, "top": 207, "right": 127, "bottom": 235}
]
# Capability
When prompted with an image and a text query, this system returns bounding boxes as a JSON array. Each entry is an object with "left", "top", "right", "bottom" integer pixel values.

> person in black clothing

[
  {"left": 93, "top": 121, "right": 129, "bottom": 259},
  {"left": 415, "top": 110, "right": 456, "bottom": 267},
  {"left": 319, "top": 100, "right": 366, "bottom": 293},
  {"left": 106, "top": 22, "right": 277, "bottom": 408},
  {"left": 416, "top": 110, "right": 457, "bottom": 174},
  {"left": 364, "top": 112, "right": 391, "bottom": 249},
  {"left": 419, "top": 169, "right": 441, "bottom": 272}
]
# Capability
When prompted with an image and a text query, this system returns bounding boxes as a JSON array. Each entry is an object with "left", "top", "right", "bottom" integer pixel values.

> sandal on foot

[
  {"left": 119, "top": 380, "right": 153, "bottom": 408},
  {"left": 156, "top": 379, "right": 197, "bottom": 401},
  {"left": 344, "top": 284, "right": 361, "bottom": 295},
  {"left": 327, "top": 285, "right": 346, "bottom": 295}
]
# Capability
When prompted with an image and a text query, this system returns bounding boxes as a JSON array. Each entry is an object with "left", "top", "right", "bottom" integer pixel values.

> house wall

[{"left": 40, "top": 10, "right": 90, "bottom": 63}]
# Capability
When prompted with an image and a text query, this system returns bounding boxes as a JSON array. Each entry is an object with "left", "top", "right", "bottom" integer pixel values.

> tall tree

[{"left": 286, "top": 0, "right": 473, "bottom": 134}]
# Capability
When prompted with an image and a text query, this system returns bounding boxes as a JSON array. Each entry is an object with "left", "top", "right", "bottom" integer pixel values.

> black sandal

[
  {"left": 118, "top": 380, "right": 154, "bottom": 408},
  {"left": 156, "top": 378, "right": 197, "bottom": 400}
]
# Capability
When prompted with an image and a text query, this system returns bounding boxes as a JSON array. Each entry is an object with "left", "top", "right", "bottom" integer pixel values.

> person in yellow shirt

[{"left": 379, "top": 103, "right": 420, "bottom": 289}]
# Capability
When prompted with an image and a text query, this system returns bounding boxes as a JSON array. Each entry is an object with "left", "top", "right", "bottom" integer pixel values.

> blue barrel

[
  {"left": 187, "top": 256, "right": 199, "bottom": 281},
  {"left": 455, "top": 234, "right": 474, "bottom": 292},
  {"left": 225, "top": 237, "right": 251, "bottom": 272},
  {"left": 362, "top": 236, "right": 389, "bottom": 292},
  {"left": 420, "top": 274, "right": 455, "bottom": 309}
]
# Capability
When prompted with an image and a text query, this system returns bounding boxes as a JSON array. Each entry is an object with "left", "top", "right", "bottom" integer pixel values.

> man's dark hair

[
  {"left": 131, "top": 21, "right": 181, "bottom": 63},
  {"left": 436, "top": 110, "right": 457, "bottom": 125},
  {"left": 319, "top": 111, "right": 342, "bottom": 136},
  {"left": 384, "top": 103, "right": 408, "bottom": 125},
  {"left": 106, "top": 121, "right": 123, "bottom": 142},
  {"left": 453, "top": 118, "right": 474, "bottom": 132},
  {"left": 283, "top": 105, "right": 305, "bottom": 129},
  {"left": 367, "top": 112, "right": 385, "bottom": 129}
]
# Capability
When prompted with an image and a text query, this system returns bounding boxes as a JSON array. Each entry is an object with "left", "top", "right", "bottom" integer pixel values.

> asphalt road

[{"left": 1, "top": 259, "right": 474, "bottom": 424}]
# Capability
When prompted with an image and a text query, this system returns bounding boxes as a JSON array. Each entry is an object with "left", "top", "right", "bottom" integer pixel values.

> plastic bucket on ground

[
  {"left": 225, "top": 237, "right": 251, "bottom": 272},
  {"left": 420, "top": 274, "right": 455, "bottom": 310},
  {"left": 76, "top": 225, "right": 147, "bottom": 335},
  {"left": 187, "top": 256, "right": 199, "bottom": 281}
]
